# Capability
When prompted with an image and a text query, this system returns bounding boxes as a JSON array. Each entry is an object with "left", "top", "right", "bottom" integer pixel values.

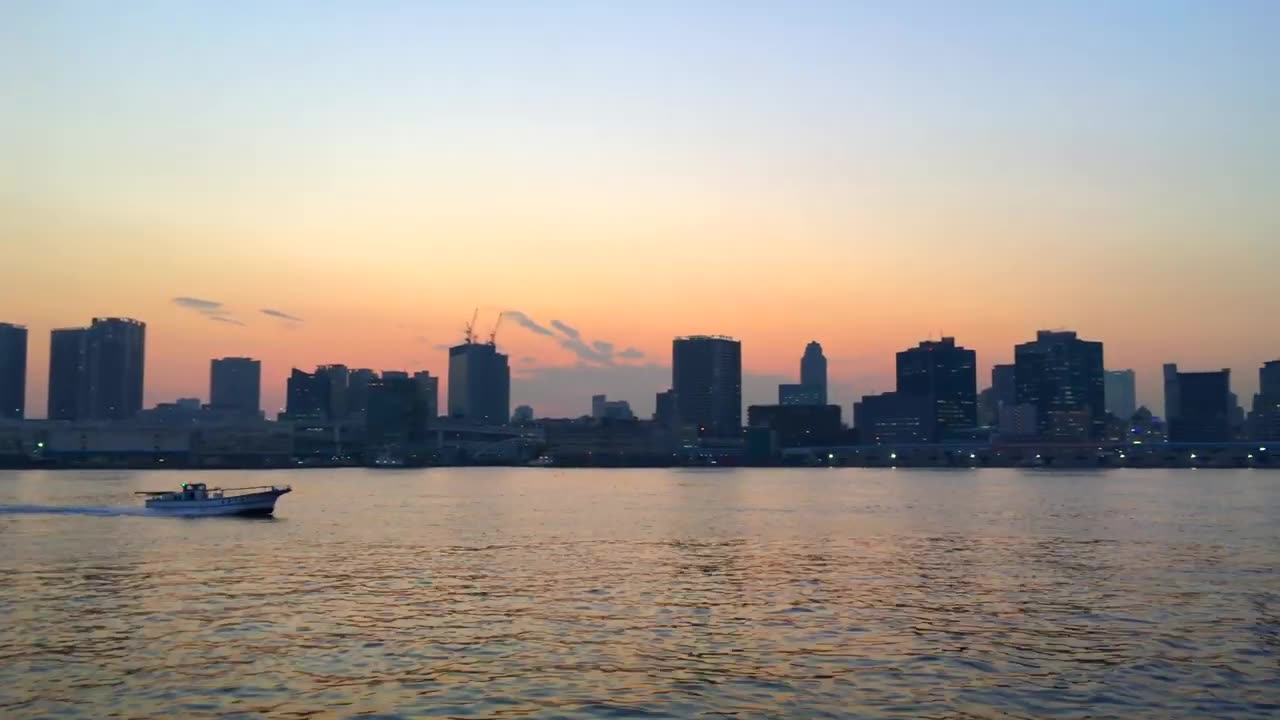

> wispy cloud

[
  {"left": 551, "top": 320, "right": 580, "bottom": 339},
  {"left": 261, "top": 308, "right": 304, "bottom": 322},
  {"left": 505, "top": 311, "right": 555, "bottom": 337},
  {"left": 172, "top": 296, "right": 246, "bottom": 325},
  {"left": 172, "top": 296, "right": 223, "bottom": 312},
  {"left": 505, "top": 310, "right": 645, "bottom": 366}
]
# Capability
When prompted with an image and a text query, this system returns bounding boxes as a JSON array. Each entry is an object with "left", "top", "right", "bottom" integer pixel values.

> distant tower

[
  {"left": 210, "top": 357, "right": 261, "bottom": 417},
  {"left": 0, "top": 323, "right": 27, "bottom": 420},
  {"left": 83, "top": 317, "right": 146, "bottom": 420},
  {"left": 1015, "top": 330, "right": 1105, "bottom": 440},
  {"left": 896, "top": 336, "right": 978, "bottom": 441},
  {"left": 672, "top": 335, "right": 742, "bottom": 438},
  {"left": 799, "top": 341, "right": 828, "bottom": 405},
  {"left": 448, "top": 343, "right": 510, "bottom": 425}
]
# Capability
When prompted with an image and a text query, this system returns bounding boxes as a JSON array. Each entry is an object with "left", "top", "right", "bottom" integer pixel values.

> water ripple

[{"left": 2, "top": 468, "right": 1278, "bottom": 718}]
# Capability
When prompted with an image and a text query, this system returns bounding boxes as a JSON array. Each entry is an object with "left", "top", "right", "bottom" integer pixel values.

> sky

[{"left": 1, "top": 1, "right": 1277, "bottom": 418}]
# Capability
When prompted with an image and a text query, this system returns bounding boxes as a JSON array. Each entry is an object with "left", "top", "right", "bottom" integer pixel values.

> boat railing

[{"left": 135, "top": 485, "right": 290, "bottom": 497}]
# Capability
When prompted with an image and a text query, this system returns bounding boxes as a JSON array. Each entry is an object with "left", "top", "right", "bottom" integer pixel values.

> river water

[{"left": 1, "top": 468, "right": 1277, "bottom": 718}]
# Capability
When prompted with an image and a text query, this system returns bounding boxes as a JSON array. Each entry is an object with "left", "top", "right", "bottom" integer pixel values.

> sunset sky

[{"left": 2, "top": 1, "right": 1277, "bottom": 418}]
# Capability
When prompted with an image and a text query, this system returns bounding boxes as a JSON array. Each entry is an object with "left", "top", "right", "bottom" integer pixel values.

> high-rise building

[
  {"left": 1105, "top": 369, "right": 1137, "bottom": 420},
  {"left": 800, "top": 341, "right": 828, "bottom": 404},
  {"left": 285, "top": 368, "right": 328, "bottom": 420},
  {"left": 412, "top": 371, "right": 439, "bottom": 420},
  {"left": 1252, "top": 360, "right": 1280, "bottom": 441},
  {"left": 991, "top": 364, "right": 1016, "bottom": 408},
  {"left": 347, "top": 368, "right": 377, "bottom": 418},
  {"left": 1262, "top": 360, "right": 1280, "bottom": 398},
  {"left": 896, "top": 337, "right": 977, "bottom": 441},
  {"left": 654, "top": 389, "right": 677, "bottom": 427},
  {"left": 778, "top": 383, "right": 823, "bottom": 406},
  {"left": 209, "top": 357, "right": 261, "bottom": 417},
  {"left": 447, "top": 342, "right": 510, "bottom": 425},
  {"left": 1164, "top": 365, "right": 1231, "bottom": 442},
  {"left": 365, "top": 375, "right": 430, "bottom": 449},
  {"left": 1014, "top": 330, "right": 1105, "bottom": 440},
  {"left": 82, "top": 317, "right": 146, "bottom": 421},
  {"left": 316, "top": 365, "right": 349, "bottom": 420},
  {"left": 48, "top": 327, "right": 87, "bottom": 421},
  {"left": 0, "top": 323, "right": 27, "bottom": 420},
  {"left": 672, "top": 335, "right": 742, "bottom": 438}
]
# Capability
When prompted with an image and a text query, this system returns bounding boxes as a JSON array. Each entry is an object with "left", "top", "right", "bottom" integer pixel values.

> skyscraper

[
  {"left": 346, "top": 368, "right": 377, "bottom": 418},
  {"left": 48, "top": 327, "right": 87, "bottom": 421},
  {"left": 672, "top": 335, "right": 742, "bottom": 438},
  {"left": 1014, "top": 330, "right": 1105, "bottom": 440},
  {"left": 1252, "top": 360, "right": 1280, "bottom": 441},
  {"left": 1164, "top": 365, "right": 1232, "bottom": 442},
  {"left": 365, "top": 375, "right": 430, "bottom": 449},
  {"left": 210, "top": 357, "right": 261, "bottom": 417},
  {"left": 412, "top": 371, "right": 439, "bottom": 420},
  {"left": 83, "top": 317, "right": 146, "bottom": 421},
  {"left": 316, "top": 364, "right": 350, "bottom": 420},
  {"left": 654, "top": 389, "right": 677, "bottom": 427},
  {"left": 285, "top": 368, "right": 328, "bottom": 420},
  {"left": 991, "top": 364, "right": 1016, "bottom": 408},
  {"left": 1104, "top": 369, "right": 1137, "bottom": 420},
  {"left": 447, "top": 342, "right": 510, "bottom": 425},
  {"left": 0, "top": 323, "right": 27, "bottom": 420},
  {"left": 800, "top": 341, "right": 828, "bottom": 404},
  {"left": 896, "top": 337, "right": 977, "bottom": 441}
]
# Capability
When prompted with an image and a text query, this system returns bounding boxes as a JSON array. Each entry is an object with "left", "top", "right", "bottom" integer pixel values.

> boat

[{"left": 135, "top": 482, "right": 291, "bottom": 516}]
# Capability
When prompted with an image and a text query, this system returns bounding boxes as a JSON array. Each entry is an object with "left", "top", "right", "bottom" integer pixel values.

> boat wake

[{"left": 0, "top": 504, "right": 154, "bottom": 517}]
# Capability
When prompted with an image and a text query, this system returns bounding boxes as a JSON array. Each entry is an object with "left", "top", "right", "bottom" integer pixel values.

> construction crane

[
  {"left": 487, "top": 312, "right": 505, "bottom": 346},
  {"left": 463, "top": 307, "right": 479, "bottom": 345}
]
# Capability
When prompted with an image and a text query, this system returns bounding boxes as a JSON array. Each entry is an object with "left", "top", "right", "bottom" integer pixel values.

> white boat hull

[{"left": 145, "top": 489, "right": 288, "bottom": 516}]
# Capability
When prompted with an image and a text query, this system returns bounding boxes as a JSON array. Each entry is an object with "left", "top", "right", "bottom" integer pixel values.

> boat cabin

[{"left": 174, "top": 483, "right": 222, "bottom": 500}]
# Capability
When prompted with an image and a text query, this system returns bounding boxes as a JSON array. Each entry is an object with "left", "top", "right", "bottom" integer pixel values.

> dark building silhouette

[
  {"left": 800, "top": 341, "right": 828, "bottom": 404},
  {"left": 316, "top": 364, "right": 350, "bottom": 420},
  {"left": 53, "top": 317, "right": 147, "bottom": 421},
  {"left": 1252, "top": 360, "right": 1280, "bottom": 441},
  {"left": 48, "top": 327, "right": 87, "bottom": 420},
  {"left": 778, "top": 383, "right": 823, "bottom": 406},
  {"left": 209, "top": 357, "right": 261, "bottom": 417},
  {"left": 365, "top": 375, "right": 430, "bottom": 448},
  {"left": 748, "top": 404, "right": 842, "bottom": 447},
  {"left": 347, "top": 368, "right": 377, "bottom": 418},
  {"left": 672, "top": 335, "right": 742, "bottom": 438},
  {"left": 512, "top": 404, "right": 535, "bottom": 424},
  {"left": 285, "top": 368, "right": 329, "bottom": 420},
  {"left": 992, "top": 364, "right": 1016, "bottom": 408},
  {"left": 654, "top": 389, "right": 677, "bottom": 427},
  {"left": 1014, "top": 330, "right": 1104, "bottom": 440},
  {"left": 1105, "top": 369, "right": 1137, "bottom": 420},
  {"left": 0, "top": 323, "right": 27, "bottom": 420},
  {"left": 854, "top": 392, "right": 934, "bottom": 444},
  {"left": 1164, "top": 365, "right": 1231, "bottom": 442},
  {"left": 896, "top": 337, "right": 977, "bottom": 441},
  {"left": 448, "top": 342, "right": 510, "bottom": 425},
  {"left": 412, "top": 371, "right": 439, "bottom": 420}
]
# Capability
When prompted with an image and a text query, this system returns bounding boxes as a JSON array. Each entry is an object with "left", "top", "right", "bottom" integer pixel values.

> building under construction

[{"left": 447, "top": 311, "right": 511, "bottom": 426}]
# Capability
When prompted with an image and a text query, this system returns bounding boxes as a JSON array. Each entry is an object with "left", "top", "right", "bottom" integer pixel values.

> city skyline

[
  {"left": 1, "top": 311, "right": 1276, "bottom": 423},
  {"left": 2, "top": 3, "right": 1278, "bottom": 418}
]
